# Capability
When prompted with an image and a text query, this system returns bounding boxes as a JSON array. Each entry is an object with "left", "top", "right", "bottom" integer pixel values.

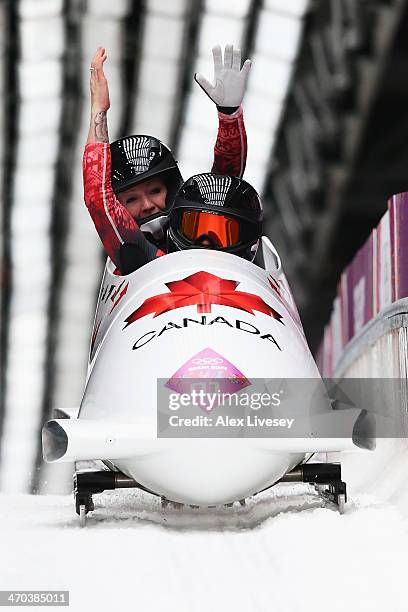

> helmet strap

[{"left": 140, "top": 216, "right": 168, "bottom": 241}]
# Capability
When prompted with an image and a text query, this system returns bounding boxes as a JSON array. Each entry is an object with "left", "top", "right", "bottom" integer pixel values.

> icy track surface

[{"left": 1, "top": 485, "right": 407, "bottom": 612}]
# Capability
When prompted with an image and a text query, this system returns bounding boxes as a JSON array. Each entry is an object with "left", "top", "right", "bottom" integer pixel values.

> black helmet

[
  {"left": 110, "top": 135, "right": 183, "bottom": 240},
  {"left": 167, "top": 173, "right": 263, "bottom": 261}
]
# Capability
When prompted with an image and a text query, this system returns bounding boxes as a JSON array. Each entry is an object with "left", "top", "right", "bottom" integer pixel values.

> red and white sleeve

[
  {"left": 212, "top": 106, "right": 247, "bottom": 178},
  {"left": 83, "top": 143, "right": 161, "bottom": 270}
]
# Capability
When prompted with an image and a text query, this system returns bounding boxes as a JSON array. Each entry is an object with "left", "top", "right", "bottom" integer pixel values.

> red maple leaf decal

[{"left": 124, "top": 271, "right": 283, "bottom": 328}]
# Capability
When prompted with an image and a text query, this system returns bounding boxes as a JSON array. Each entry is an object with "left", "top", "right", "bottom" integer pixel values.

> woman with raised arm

[{"left": 83, "top": 45, "right": 252, "bottom": 273}]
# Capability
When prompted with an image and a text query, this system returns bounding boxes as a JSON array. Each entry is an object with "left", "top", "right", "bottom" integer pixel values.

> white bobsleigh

[{"left": 42, "top": 238, "right": 364, "bottom": 521}]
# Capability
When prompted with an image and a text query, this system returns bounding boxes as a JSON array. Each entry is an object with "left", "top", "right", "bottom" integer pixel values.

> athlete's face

[{"left": 118, "top": 178, "right": 167, "bottom": 220}]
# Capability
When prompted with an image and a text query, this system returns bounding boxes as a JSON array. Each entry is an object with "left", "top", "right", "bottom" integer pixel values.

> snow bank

[{"left": 0, "top": 486, "right": 407, "bottom": 612}]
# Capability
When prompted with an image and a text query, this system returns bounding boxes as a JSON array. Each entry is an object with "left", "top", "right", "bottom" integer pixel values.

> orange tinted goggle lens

[{"left": 181, "top": 211, "right": 240, "bottom": 247}]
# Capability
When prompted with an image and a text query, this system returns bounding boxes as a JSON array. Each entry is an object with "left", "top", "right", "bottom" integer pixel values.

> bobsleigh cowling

[{"left": 42, "top": 238, "right": 362, "bottom": 518}]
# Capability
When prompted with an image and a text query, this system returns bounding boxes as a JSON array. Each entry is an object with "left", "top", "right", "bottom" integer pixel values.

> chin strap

[{"left": 140, "top": 216, "right": 168, "bottom": 242}]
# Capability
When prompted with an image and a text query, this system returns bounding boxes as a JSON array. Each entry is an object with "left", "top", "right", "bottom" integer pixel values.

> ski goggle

[{"left": 180, "top": 210, "right": 240, "bottom": 247}]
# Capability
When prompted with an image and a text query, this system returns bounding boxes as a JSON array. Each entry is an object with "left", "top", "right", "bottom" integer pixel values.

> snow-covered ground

[{"left": 1, "top": 484, "right": 407, "bottom": 612}]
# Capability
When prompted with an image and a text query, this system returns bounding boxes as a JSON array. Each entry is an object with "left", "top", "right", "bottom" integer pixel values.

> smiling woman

[
  {"left": 116, "top": 178, "right": 168, "bottom": 220},
  {"left": 108, "top": 132, "right": 183, "bottom": 235}
]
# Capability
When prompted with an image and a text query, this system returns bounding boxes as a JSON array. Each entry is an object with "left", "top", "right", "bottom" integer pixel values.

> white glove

[{"left": 194, "top": 44, "right": 252, "bottom": 108}]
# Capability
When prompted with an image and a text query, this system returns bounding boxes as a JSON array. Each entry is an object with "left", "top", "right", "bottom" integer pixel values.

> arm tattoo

[{"left": 94, "top": 111, "right": 109, "bottom": 143}]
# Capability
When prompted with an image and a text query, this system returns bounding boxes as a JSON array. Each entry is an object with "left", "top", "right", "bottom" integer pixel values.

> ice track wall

[{"left": 328, "top": 299, "right": 408, "bottom": 517}]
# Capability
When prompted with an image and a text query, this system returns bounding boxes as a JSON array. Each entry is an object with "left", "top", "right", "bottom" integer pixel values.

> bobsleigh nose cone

[
  {"left": 116, "top": 443, "right": 297, "bottom": 506},
  {"left": 352, "top": 409, "right": 376, "bottom": 450},
  {"left": 42, "top": 421, "right": 69, "bottom": 462}
]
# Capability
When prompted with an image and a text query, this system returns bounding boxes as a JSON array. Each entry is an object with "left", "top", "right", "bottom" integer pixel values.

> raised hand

[
  {"left": 87, "top": 47, "right": 110, "bottom": 144},
  {"left": 194, "top": 44, "right": 252, "bottom": 108},
  {"left": 90, "top": 47, "right": 110, "bottom": 112}
]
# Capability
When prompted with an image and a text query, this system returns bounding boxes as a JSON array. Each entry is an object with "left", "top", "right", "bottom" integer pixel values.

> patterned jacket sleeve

[
  {"left": 212, "top": 106, "right": 247, "bottom": 178},
  {"left": 83, "top": 143, "right": 163, "bottom": 271}
]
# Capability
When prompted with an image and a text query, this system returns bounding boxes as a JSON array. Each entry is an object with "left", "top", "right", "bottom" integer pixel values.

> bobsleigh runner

[{"left": 42, "top": 238, "right": 370, "bottom": 525}]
